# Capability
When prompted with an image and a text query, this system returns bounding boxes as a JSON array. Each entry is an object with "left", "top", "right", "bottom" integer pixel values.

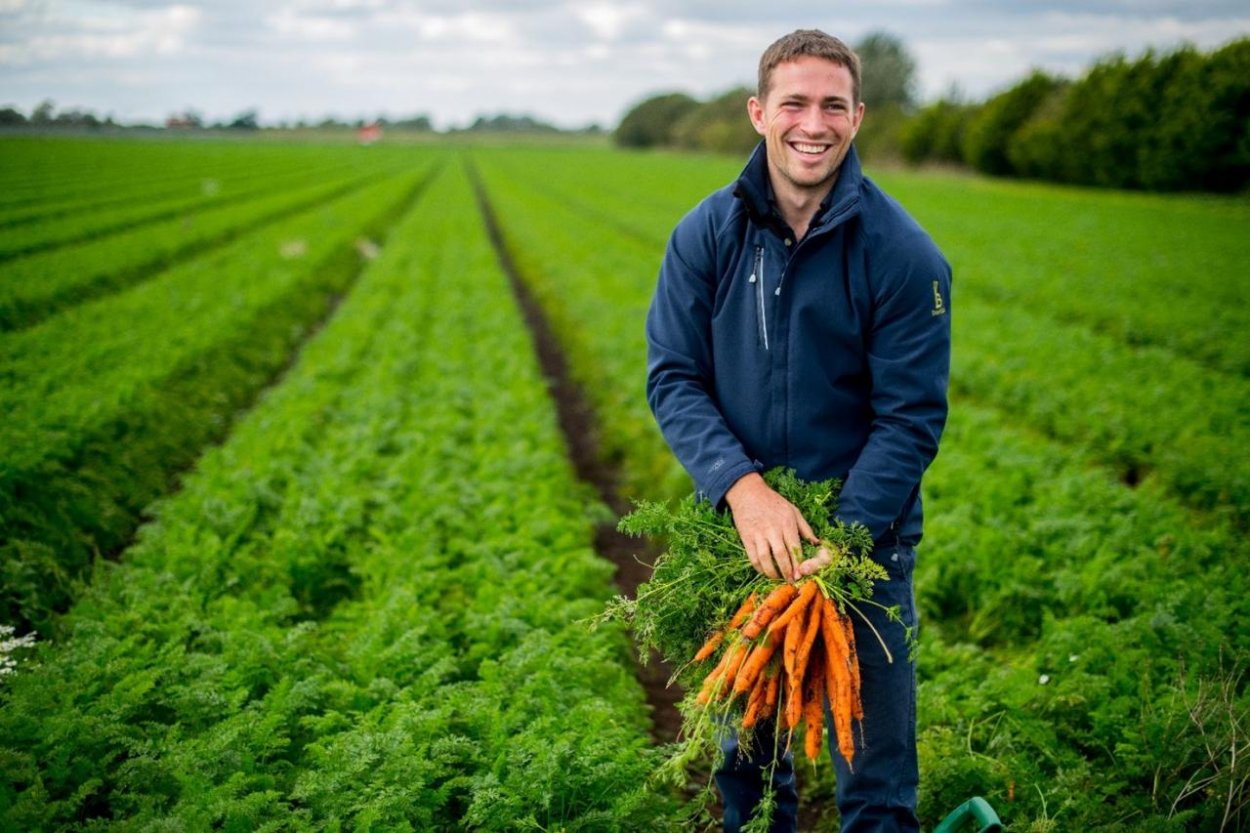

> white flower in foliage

[{"left": 0, "top": 625, "right": 37, "bottom": 677}]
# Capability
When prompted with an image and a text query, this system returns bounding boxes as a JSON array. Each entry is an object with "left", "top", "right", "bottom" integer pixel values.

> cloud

[
  {"left": 1, "top": 3, "right": 201, "bottom": 65},
  {"left": 1, "top": 1, "right": 1247, "bottom": 128}
]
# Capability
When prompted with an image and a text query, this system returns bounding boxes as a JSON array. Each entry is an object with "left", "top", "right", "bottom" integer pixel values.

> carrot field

[{"left": 1, "top": 135, "right": 1247, "bottom": 831}]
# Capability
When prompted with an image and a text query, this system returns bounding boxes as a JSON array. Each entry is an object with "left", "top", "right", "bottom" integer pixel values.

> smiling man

[{"left": 645, "top": 30, "right": 951, "bottom": 833}]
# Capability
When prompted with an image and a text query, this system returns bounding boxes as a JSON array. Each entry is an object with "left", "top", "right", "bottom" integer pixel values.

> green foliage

[
  {"left": 614, "top": 92, "right": 700, "bottom": 149},
  {"left": 900, "top": 99, "right": 978, "bottom": 165},
  {"left": 0, "top": 163, "right": 675, "bottom": 830},
  {"left": 0, "top": 155, "right": 437, "bottom": 631},
  {"left": 963, "top": 71, "right": 1062, "bottom": 176},
  {"left": 672, "top": 87, "right": 760, "bottom": 157},
  {"left": 906, "top": 38, "right": 1250, "bottom": 192},
  {"left": 855, "top": 31, "right": 918, "bottom": 110},
  {"left": 853, "top": 102, "right": 909, "bottom": 164}
]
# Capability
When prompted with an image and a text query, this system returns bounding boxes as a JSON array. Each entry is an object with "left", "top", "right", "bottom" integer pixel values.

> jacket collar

[{"left": 733, "top": 141, "right": 863, "bottom": 236}]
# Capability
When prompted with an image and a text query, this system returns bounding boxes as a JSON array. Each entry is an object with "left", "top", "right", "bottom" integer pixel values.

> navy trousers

[{"left": 715, "top": 544, "right": 920, "bottom": 833}]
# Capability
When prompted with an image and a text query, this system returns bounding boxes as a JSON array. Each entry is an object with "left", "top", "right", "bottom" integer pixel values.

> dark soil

[{"left": 467, "top": 162, "right": 684, "bottom": 745}]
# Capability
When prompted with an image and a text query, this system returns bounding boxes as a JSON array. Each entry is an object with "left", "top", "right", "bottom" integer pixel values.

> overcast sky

[{"left": 2, "top": 0, "right": 1248, "bottom": 129}]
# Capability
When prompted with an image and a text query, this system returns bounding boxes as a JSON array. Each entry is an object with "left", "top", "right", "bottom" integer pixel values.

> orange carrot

[
  {"left": 803, "top": 644, "right": 826, "bottom": 761},
  {"left": 841, "top": 609, "right": 863, "bottom": 720},
  {"left": 719, "top": 641, "right": 750, "bottom": 700},
  {"left": 791, "top": 590, "right": 824, "bottom": 693},
  {"left": 742, "top": 668, "right": 770, "bottom": 728},
  {"left": 764, "top": 664, "right": 781, "bottom": 711},
  {"left": 741, "top": 583, "right": 799, "bottom": 639},
  {"left": 733, "top": 626, "right": 784, "bottom": 695},
  {"left": 783, "top": 597, "right": 807, "bottom": 682},
  {"left": 768, "top": 580, "right": 819, "bottom": 637},
  {"left": 785, "top": 664, "right": 804, "bottom": 729},
  {"left": 696, "top": 639, "right": 738, "bottom": 704},
  {"left": 693, "top": 629, "right": 725, "bottom": 663},
  {"left": 727, "top": 593, "right": 758, "bottom": 630},
  {"left": 821, "top": 597, "right": 857, "bottom": 768}
]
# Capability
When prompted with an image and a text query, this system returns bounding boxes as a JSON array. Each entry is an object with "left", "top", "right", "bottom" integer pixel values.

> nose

[{"left": 799, "top": 104, "right": 826, "bottom": 135}]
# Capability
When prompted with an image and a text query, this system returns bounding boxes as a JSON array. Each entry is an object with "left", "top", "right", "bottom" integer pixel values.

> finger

[
  {"left": 748, "top": 535, "right": 780, "bottom": 580},
  {"left": 779, "top": 528, "right": 804, "bottom": 583},
  {"left": 765, "top": 532, "right": 795, "bottom": 583},
  {"left": 795, "top": 509, "right": 818, "bottom": 543},
  {"left": 797, "top": 547, "right": 832, "bottom": 576}
]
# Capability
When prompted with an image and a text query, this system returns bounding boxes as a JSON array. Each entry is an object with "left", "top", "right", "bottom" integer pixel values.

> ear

[
  {"left": 747, "top": 96, "right": 767, "bottom": 137},
  {"left": 849, "top": 101, "right": 865, "bottom": 140}
]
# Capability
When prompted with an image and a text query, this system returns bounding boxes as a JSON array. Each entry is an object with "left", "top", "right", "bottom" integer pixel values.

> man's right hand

[{"left": 724, "top": 472, "right": 818, "bottom": 583}]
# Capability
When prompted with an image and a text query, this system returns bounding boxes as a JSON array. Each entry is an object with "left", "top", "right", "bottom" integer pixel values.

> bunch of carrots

[{"left": 691, "top": 579, "right": 863, "bottom": 768}]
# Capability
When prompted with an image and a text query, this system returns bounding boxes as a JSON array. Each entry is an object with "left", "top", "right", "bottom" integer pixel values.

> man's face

[{"left": 748, "top": 56, "right": 864, "bottom": 196}]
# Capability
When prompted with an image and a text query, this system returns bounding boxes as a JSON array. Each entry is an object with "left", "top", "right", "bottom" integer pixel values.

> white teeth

[{"left": 792, "top": 143, "right": 829, "bottom": 154}]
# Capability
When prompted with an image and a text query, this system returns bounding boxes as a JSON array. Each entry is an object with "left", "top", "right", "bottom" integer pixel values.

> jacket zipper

[{"left": 748, "top": 245, "right": 769, "bottom": 350}]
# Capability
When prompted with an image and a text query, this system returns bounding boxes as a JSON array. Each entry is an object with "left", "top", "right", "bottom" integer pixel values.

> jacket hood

[{"left": 732, "top": 141, "right": 864, "bottom": 234}]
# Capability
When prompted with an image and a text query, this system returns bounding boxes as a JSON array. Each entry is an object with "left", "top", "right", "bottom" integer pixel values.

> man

[{"left": 644, "top": 29, "right": 951, "bottom": 833}]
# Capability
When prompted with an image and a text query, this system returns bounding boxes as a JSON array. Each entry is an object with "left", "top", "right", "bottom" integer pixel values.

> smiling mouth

[{"left": 790, "top": 141, "right": 831, "bottom": 156}]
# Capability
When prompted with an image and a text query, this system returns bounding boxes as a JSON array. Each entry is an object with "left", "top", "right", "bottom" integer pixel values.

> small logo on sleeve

[{"left": 931, "top": 281, "right": 947, "bottom": 317}]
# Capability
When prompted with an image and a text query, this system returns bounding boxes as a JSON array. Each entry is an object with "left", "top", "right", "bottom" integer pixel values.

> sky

[{"left": 2, "top": 0, "right": 1248, "bottom": 129}]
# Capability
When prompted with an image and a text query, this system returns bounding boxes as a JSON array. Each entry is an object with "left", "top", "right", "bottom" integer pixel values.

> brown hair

[{"left": 758, "top": 29, "right": 861, "bottom": 104}]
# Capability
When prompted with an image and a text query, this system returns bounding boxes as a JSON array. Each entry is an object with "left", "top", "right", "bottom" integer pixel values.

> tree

[
  {"left": 855, "top": 32, "right": 917, "bottom": 110},
  {"left": 0, "top": 107, "right": 26, "bottom": 126},
  {"left": 901, "top": 99, "right": 978, "bottom": 165},
  {"left": 31, "top": 100, "right": 55, "bottom": 125},
  {"left": 963, "top": 71, "right": 1061, "bottom": 176},
  {"left": 227, "top": 109, "right": 260, "bottom": 130},
  {"left": 672, "top": 87, "right": 758, "bottom": 156},
  {"left": 614, "top": 92, "right": 699, "bottom": 148}
]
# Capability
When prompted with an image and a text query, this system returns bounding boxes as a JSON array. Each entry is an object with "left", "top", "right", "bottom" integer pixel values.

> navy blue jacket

[{"left": 645, "top": 143, "right": 951, "bottom": 545}]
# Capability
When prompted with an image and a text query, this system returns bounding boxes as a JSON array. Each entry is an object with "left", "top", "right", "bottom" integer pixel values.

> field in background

[{"left": 1, "top": 136, "right": 1246, "bottom": 831}]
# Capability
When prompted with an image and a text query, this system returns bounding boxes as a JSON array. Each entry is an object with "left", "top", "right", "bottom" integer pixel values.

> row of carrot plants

[
  {"left": 471, "top": 147, "right": 1248, "bottom": 830},
  {"left": 0, "top": 151, "right": 380, "bottom": 262},
  {"left": 0, "top": 160, "right": 437, "bottom": 631},
  {"left": 0, "top": 161, "right": 671, "bottom": 830},
  {"left": 0, "top": 138, "right": 349, "bottom": 216},
  {"left": 0, "top": 167, "right": 386, "bottom": 331}
]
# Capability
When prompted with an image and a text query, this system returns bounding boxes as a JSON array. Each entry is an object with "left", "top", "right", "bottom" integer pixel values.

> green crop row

[
  {"left": 0, "top": 153, "right": 378, "bottom": 262},
  {"left": 950, "top": 299, "right": 1249, "bottom": 526},
  {"left": 0, "top": 170, "right": 384, "bottom": 331},
  {"left": 0, "top": 138, "right": 347, "bottom": 213},
  {"left": 470, "top": 148, "right": 1248, "bottom": 829},
  {"left": 873, "top": 169, "right": 1250, "bottom": 377},
  {"left": 0, "top": 163, "right": 437, "bottom": 631},
  {"left": 0, "top": 160, "right": 671, "bottom": 831},
  {"left": 472, "top": 154, "right": 687, "bottom": 503},
  {"left": 910, "top": 399, "right": 1250, "bottom": 832}
]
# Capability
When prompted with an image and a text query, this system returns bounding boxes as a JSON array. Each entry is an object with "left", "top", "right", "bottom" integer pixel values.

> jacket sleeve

[
  {"left": 646, "top": 217, "right": 760, "bottom": 507},
  {"left": 835, "top": 232, "right": 951, "bottom": 542}
]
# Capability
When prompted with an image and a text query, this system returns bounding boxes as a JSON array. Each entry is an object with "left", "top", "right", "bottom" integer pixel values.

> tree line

[{"left": 617, "top": 35, "right": 1250, "bottom": 193}]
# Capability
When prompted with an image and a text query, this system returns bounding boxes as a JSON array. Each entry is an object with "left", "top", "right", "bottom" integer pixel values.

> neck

[{"left": 772, "top": 171, "right": 838, "bottom": 240}]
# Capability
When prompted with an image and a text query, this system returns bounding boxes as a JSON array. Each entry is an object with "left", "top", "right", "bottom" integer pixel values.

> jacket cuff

[{"left": 701, "top": 459, "right": 763, "bottom": 510}]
